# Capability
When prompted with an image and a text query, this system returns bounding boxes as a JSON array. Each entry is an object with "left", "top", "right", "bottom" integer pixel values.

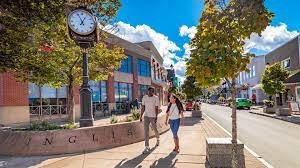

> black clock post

[
  {"left": 79, "top": 44, "right": 94, "bottom": 127},
  {"left": 67, "top": 8, "right": 98, "bottom": 127}
]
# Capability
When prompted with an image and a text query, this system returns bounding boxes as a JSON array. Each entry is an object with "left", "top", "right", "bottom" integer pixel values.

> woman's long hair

[{"left": 167, "top": 94, "right": 184, "bottom": 113}]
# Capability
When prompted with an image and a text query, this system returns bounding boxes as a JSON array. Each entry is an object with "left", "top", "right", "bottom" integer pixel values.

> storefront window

[
  {"left": 100, "top": 81, "right": 107, "bottom": 102},
  {"left": 89, "top": 81, "right": 100, "bottom": 103},
  {"left": 29, "top": 83, "right": 40, "bottom": 99},
  {"left": 138, "top": 85, "right": 149, "bottom": 101},
  {"left": 114, "top": 82, "right": 133, "bottom": 102},
  {"left": 41, "top": 85, "right": 56, "bottom": 98},
  {"left": 28, "top": 83, "right": 67, "bottom": 106}
]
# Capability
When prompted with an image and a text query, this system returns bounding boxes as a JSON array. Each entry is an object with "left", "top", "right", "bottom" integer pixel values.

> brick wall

[{"left": 0, "top": 72, "right": 28, "bottom": 106}]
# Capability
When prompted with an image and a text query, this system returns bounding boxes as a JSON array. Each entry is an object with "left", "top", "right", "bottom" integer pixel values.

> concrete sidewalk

[
  {"left": 0, "top": 112, "right": 267, "bottom": 168},
  {"left": 250, "top": 107, "right": 300, "bottom": 125}
]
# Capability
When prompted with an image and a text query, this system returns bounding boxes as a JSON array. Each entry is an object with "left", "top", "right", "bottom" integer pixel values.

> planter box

[
  {"left": 192, "top": 110, "right": 202, "bottom": 118},
  {"left": 206, "top": 138, "right": 245, "bottom": 168},
  {"left": 263, "top": 107, "right": 275, "bottom": 114},
  {"left": 275, "top": 108, "right": 291, "bottom": 116}
]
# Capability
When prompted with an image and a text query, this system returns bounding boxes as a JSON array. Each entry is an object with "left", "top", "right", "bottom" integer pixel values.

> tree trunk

[
  {"left": 273, "top": 95, "right": 277, "bottom": 109},
  {"left": 231, "top": 79, "right": 238, "bottom": 168},
  {"left": 67, "top": 75, "right": 75, "bottom": 123}
]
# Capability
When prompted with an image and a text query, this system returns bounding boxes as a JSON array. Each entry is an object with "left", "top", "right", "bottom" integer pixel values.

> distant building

[
  {"left": 236, "top": 55, "right": 266, "bottom": 103},
  {"left": 265, "top": 35, "right": 300, "bottom": 106}
]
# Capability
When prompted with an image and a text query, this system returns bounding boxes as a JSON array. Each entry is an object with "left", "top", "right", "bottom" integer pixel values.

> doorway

[{"left": 296, "top": 86, "right": 300, "bottom": 105}]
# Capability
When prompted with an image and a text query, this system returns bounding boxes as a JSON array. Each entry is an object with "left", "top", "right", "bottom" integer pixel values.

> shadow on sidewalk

[
  {"left": 114, "top": 146, "right": 157, "bottom": 168},
  {"left": 182, "top": 116, "right": 203, "bottom": 126},
  {"left": 150, "top": 152, "right": 177, "bottom": 168}
]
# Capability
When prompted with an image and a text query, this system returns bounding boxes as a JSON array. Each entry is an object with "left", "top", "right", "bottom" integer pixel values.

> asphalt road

[{"left": 202, "top": 103, "right": 300, "bottom": 168}]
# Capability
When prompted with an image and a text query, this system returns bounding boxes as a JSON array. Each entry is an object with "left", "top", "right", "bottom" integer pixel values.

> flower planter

[
  {"left": 263, "top": 107, "right": 275, "bottom": 114},
  {"left": 206, "top": 138, "right": 245, "bottom": 168},
  {"left": 275, "top": 108, "right": 291, "bottom": 116}
]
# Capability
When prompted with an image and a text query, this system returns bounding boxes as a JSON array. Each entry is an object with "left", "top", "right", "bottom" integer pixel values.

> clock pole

[
  {"left": 79, "top": 46, "right": 94, "bottom": 127},
  {"left": 67, "top": 7, "right": 97, "bottom": 127}
]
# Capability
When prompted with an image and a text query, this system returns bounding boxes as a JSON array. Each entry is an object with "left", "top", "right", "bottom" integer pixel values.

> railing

[
  {"left": 30, "top": 105, "right": 67, "bottom": 116},
  {"left": 92, "top": 102, "right": 109, "bottom": 116}
]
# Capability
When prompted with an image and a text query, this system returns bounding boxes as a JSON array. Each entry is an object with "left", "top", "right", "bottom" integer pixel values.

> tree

[
  {"left": 186, "top": 0, "right": 273, "bottom": 167},
  {"left": 262, "top": 63, "right": 289, "bottom": 108},
  {"left": 182, "top": 76, "right": 202, "bottom": 100},
  {"left": 168, "top": 87, "right": 186, "bottom": 100},
  {"left": 0, "top": 0, "right": 125, "bottom": 123}
]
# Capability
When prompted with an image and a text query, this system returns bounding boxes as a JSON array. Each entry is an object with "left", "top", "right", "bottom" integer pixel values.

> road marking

[{"left": 203, "top": 113, "right": 274, "bottom": 168}]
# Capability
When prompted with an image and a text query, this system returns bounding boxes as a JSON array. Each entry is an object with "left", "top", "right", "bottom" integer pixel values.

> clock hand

[
  {"left": 77, "top": 14, "right": 83, "bottom": 23},
  {"left": 80, "top": 16, "right": 87, "bottom": 25}
]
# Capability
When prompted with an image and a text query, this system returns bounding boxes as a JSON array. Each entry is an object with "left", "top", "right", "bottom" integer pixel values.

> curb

[
  {"left": 249, "top": 111, "right": 300, "bottom": 125},
  {"left": 203, "top": 113, "right": 274, "bottom": 168}
]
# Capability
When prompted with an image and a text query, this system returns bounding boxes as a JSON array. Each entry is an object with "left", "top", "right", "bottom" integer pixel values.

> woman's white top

[{"left": 169, "top": 104, "right": 181, "bottom": 120}]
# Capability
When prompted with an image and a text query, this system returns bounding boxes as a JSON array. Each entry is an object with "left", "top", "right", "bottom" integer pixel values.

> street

[{"left": 202, "top": 103, "right": 300, "bottom": 168}]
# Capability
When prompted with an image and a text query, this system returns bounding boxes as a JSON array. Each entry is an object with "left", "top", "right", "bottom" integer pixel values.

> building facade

[
  {"left": 265, "top": 35, "right": 300, "bottom": 106},
  {"left": 236, "top": 55, "right": 266, "bottom": 103},
  {"left": 0, "top": 35, "right": 168, "bottom": 126}
]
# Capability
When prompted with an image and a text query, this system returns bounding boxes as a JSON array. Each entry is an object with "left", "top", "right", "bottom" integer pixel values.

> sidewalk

[
  {"left": 250, "top": 107, "right": 300, "bottom": 125},
  {"left": 0, "top": 112, "right": 267, "bottom": 168}
]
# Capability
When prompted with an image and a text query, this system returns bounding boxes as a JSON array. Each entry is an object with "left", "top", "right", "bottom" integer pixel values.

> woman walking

[{"left": 165, "top": 94, "right": 184, "bottom": 153}]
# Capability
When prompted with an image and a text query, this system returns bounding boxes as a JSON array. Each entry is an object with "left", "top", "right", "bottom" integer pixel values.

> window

[
  {"left": 28, "top": 83, "right": 67, "bottom": 106},
  {"left": 29, "top": 83, "right": 40, "bottom": 99},
  {"left": 114, "top": 82, "right": 133, "bottom": 102},
  {"left": 89, "top": 81, "right": 100, "bottom": 102},
  {"left": 137, "top": 59, "right": 151, "bottom": 77},
  {"left": 138, "top": 85, "right": 150, "bottom": 101},
  {"left": 100, "top": 81, "right": 107, "bottom": 102},
  {"left": 249, "top": 67, "right": 252, "bottom": 78},
  {"left": 282, "top": 58, "right": 291, "bottom": 69},
  {"left": 252, "top": 65, "right": 256, "bottom": 77},
  {"left": 117, "top": 55, "right": 132, "bottom": 73},
  {"left": 41, "top": 85, "right": 56, "bottom": 98}
]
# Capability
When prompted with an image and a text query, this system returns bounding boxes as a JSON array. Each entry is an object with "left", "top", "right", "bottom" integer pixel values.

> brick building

[{"left": 0, "top": 34, "right": 169, "bottom": 126}]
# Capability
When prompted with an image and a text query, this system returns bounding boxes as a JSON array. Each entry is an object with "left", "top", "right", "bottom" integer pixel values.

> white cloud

[
  {"left": 179, "top": 25, "right": 197, "bottom": 39},
  {"left": 244, "top": 23, "right": 299, "bottom": 53},
  {"left": 107, "top": 21, "right": 180, "bottom": 67}
]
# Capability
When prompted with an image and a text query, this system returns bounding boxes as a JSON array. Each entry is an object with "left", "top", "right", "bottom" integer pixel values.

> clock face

[{"left": 68, "top": 9, "right": 96, "bottom": 35}]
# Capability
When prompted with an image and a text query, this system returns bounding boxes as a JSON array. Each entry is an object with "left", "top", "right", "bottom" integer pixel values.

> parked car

[
  {"left": 236, "top": 98, "right": 251, "bottom": 110},
  {"left": 185, "top": 100, "right": 194, "bottom": 111}
]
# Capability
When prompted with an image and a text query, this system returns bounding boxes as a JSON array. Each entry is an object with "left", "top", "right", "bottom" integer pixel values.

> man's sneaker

[
  {"left": 155, "top": 139, "right": 160, "bottom": 147},
  {"left": 142, "top": 147, "right": 150, "bottom": 154}
]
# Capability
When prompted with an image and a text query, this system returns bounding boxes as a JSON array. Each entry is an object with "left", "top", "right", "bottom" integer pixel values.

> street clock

[
  {"left": 68, "top": 9, "right": 96, "bottom": 36},
  {"left": 67, "top": 8, "right": 98, "bottom": 48}
]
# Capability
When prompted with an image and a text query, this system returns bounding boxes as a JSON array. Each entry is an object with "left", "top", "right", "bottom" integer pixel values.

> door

[{"left": 296, "top": 86, "right": 300, "bottom": 105}]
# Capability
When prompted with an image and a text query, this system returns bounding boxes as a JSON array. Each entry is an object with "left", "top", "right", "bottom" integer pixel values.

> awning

[{"left": 285, "top": 71, "right": 300, "bottom": 84}]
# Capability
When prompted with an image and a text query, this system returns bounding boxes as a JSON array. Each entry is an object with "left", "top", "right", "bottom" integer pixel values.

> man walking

[{"left": 140, "top": 87, "right": 160, "bottom": 154}]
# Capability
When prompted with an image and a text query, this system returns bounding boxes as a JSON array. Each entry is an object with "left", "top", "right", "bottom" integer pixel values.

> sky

[{"left": 109, "top": 0, "right": 300, "bottom": 82}]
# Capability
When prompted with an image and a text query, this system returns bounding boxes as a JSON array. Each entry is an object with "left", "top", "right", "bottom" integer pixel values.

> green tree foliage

[
  {"left": 168, "top": 87, "right": 186, "bottom": 100},
  {"left": 186, "top": 0, "right": 273, "bottom": 167},
  {"left": 181, "top": 76, "right": 202, "bottom": 99},
  {"left": 262, "top": 63, "right": 289, "bottom": 107},
  {"left": 0, "top": 0, "right": 125, "bottom": 123}
]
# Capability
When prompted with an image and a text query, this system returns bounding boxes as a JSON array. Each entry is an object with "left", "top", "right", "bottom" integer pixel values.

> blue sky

[{"left": 113, "top": 0, "right": 300, "bottom": 80}]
